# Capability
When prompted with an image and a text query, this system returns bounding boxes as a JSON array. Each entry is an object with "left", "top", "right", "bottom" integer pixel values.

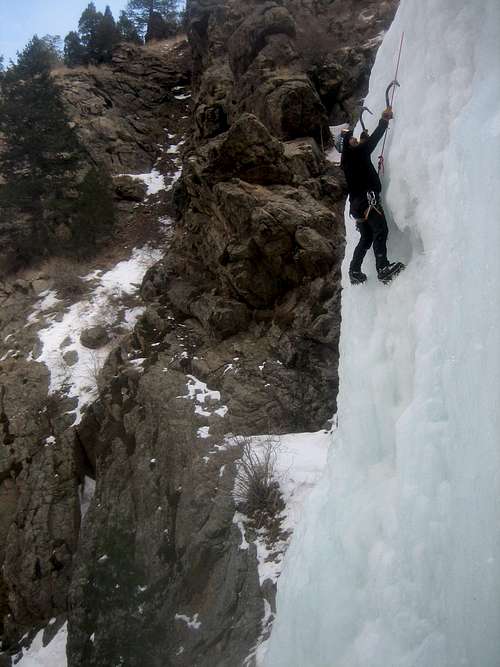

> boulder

[
  {"left": 113, "top": 175, "right": 147, "bottom": 202},
  {"left": 190, "top": 294, "right": 251, "bottom": 339},
  {"left": 206, "top": 113, "right": 293, "bottom": 185},
  {"left": 228, "top": 3, "right": 296, "bottom": 78},
  {"left": 80, "top": 326, "right": 110, "bottom": 349},
  {"left": 284, "top": 137, "right": 324, "bottom": 180},
  {"left": 63, "top": 350, "right": 79, "bottom": 367}
]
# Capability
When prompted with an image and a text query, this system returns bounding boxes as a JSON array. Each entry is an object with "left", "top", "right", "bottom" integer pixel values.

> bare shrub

[
  {"left": 83, "top": 350, "right": 105, "bottom": 396},
  {"left": 43, "top": 257, "right": 87, "bottom": 300},
  {"left": 51, "top": 64, "right": 106, "bottom": 78},
  {"left": 144, "top": 34, "right": 186, "bottom": 53},
  {"left": 233, "top": 435, "right": 285, "bottom": 527}
]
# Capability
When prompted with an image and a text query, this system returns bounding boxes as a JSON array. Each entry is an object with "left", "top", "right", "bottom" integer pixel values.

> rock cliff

[{"left": 0, "top": 1, "right": 398, "bottom": 664}]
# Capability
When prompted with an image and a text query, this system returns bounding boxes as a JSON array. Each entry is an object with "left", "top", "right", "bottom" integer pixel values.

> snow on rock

[
  {"left": 121, "top": 169, "right": 166, "bottom": 196},
  {"left": 236, "top": 431, "right": 331, "bottom": 664},
  {"left": 34, "top": 246, "right": 162, "bottom": 424},
  {"left": 265, "top": 2, "right": 500, "bottom": 666},
  {"left": 14, "top": 622, "right": 68, "bottom": 667},
  {"left": 175, "top": 613, "right": 202, "bottom": 630},
  {"left": 26, "top": 290, "right": 61, "bottom": 325}
]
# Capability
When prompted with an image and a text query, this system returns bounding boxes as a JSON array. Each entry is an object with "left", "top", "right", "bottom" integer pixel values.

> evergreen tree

[
  {"left": 0, "top": 35, "right": 115, "bottom": 266},
  {"left": 94, "top": 6, "right": 120, "bottom": 63},
  {"left": 117, "top": 11, "right": 143, "bottom": 44},
  {"left": 78, "top": 2, "right": 104, "bottom": 63},
  {"left": 64, "top": 31, "right": 86, "bottom": 67},
  {"left": 41, "top": 34, "right": 63, "bottom": 63},
  {"left": 145, "top": 12, "right": 173, "bottom": 42},
  {"left": 125, "top": 0, "right": 180, "bottom": 40},
  {"left": 13, "top": 34, "right": 60, "bottom": 78},
  {"left": 77, "top": 4, "right": 120, "bottom": 64},
  {"left": 0, "top": 39, "right": 82, "bottom": 209},
  {"left": 73, "top": 167, "right": 115, "bottom": 255}
]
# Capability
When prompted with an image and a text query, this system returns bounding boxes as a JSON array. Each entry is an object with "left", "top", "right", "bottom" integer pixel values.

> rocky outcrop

[
  {"left": 65, "top": 1, "right": 397, "bottom": 666},
  {"left": 56, "top": 41, "right": 191, "bottom": 174},
  {"left": 67, "top": 340, "right": 263, "bottom": 667},
  {"left": 0, "top": 279, "right": 80, "bottom": 649},
  {"left": 0, "top": 38, "right": 192, "bottom": 659},
  {"left": 1, "top": 1, "right": 398, "bottom": 664},
  {"left": 292, "top": 0, "right": 399, "bottom": 121}
]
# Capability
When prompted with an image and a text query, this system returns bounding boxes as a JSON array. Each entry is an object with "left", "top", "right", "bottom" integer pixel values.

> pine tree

[
  {"left": 73, "top": 168, "right": 116, "bottom": 255},
  {"left": 94, "top": 6, "right": 120, "bottom": 63},
  {"left": 64, "top": 31, "right": 86, "bottom": 67},
  {"left": 78, "top": 2, "right": 104, "bottom": 63},
  {"left": 125, "top": 0, "right": 180, "bottom": 40},
  {"left": 117, "top": 11, "right": 143, "bottom": 44},
  {"left": 13, "top": 34, "right": 61, "bottom": 78},
  {"left": 0, "top": 35, "right": 115, "bottom": 266}
]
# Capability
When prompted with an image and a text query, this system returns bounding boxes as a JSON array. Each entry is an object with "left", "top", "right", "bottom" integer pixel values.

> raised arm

[{"left": 363, "top": 108, "right": 393, "bottom": 154}]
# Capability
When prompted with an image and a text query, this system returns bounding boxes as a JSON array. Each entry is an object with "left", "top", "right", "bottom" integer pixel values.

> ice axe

[
  {"left": 360, "top": 105, "right": 373, "bottom": 135},
  {"left": 378, "top": 80, "right": 400, "bottom": 173},
  {"left": 385, "top": 79, "right": 400, "bottom": 109}
]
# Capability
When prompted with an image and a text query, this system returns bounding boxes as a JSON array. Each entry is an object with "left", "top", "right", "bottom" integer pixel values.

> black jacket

[{"left": 341, "top": 118, "right": 388, "bottom": 199}]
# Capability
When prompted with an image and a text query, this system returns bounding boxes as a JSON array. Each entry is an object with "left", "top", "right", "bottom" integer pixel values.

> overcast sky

[{"left": 1, "top": 0, "right": 127, "bottom": 64}]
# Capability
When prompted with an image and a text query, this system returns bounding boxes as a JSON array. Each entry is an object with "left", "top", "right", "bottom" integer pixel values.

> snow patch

[
  {"left": 35, "top": 246, "right": 161, "bottom": 425},
  {"left": 175, "top": 613, "right": 201, "bottom": 630},
  {"left": 120, "top": 169, "right": 165, "bottom": 196},
  {"left": 14, "top": 622, "right": 67, "bottom": 667}
]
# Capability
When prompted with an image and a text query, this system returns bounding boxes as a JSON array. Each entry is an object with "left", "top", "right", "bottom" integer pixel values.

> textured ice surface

[{"left": 265, "top": 1, "right": 500, "bottom": 666}]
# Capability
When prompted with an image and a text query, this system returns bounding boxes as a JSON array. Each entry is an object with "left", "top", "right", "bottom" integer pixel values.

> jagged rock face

[
  {"left": 161, "top": 0, "right": 349, "bottom": 434},
  {"left": 164, "top": 0, "right": 397, "bottom": 435},
  {"left": 56, "top": 41, "right": 191, "bottom": 174},
  {"left": 63, "top": 4, "right": 393, "bottom": 661},
  {"left": 0, "top": 40, "right": 192, "bottom": 657},
  {"left": 67, "top": 342, "right": 263, "bottom": 667},
  {"left": 0, "top": 280, "right": 80, "bottom": 647},
  {"left": 0, "top": 1, "right": 398, "bottom": 664}
]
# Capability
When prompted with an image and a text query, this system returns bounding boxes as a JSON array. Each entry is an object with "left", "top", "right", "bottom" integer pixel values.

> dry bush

[
  {"left": 233, "top": 435, "right": 285, "bottom": 526},
  {"left": 51, "top": 64, "right": 108, "bottom": 77},
  {"left": 42, "top": 257, "right": 87, "bottom": 300},
  {"left": 83, "top": 350, "right": 105, "bottom": 396},
  {"left": 144, "top": 34, "right": 187, "bottom": 53}
]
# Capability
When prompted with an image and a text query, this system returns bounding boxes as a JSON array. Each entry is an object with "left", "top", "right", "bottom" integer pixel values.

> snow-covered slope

[{"left": 265, "top": 1, "right": 500, "bottom": 665}]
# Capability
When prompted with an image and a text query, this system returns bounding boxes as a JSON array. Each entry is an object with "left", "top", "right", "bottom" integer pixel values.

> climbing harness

[{"left": 378, "top": 32, "right": 405, "bottom": 174}]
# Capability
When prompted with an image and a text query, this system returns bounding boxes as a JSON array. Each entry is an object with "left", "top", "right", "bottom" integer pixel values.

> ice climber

[{"left": 341, "top": 106, "right": 403, "bottom": 285}]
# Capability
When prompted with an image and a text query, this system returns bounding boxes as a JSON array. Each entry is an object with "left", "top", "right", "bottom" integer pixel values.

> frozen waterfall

[{"left": 264, "top": 1, "right": 500, "bottom": 665}]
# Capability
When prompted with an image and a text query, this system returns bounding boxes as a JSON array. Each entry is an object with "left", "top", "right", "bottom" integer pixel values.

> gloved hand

[{"left": 382, "top": 107, "right": 394, "bottom": 121}]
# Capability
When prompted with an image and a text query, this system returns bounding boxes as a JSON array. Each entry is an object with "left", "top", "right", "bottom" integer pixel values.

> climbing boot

[
  {"left": 377, "top": 262, "right": 405, "bottom": 284},
  {"left": 349, "top": 270, "right": 367, "bottom": 285}
]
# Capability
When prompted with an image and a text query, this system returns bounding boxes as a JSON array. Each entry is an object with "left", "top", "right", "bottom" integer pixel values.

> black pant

[{"left": 349, "top": 203, "right": 389, "bottom": 273}]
